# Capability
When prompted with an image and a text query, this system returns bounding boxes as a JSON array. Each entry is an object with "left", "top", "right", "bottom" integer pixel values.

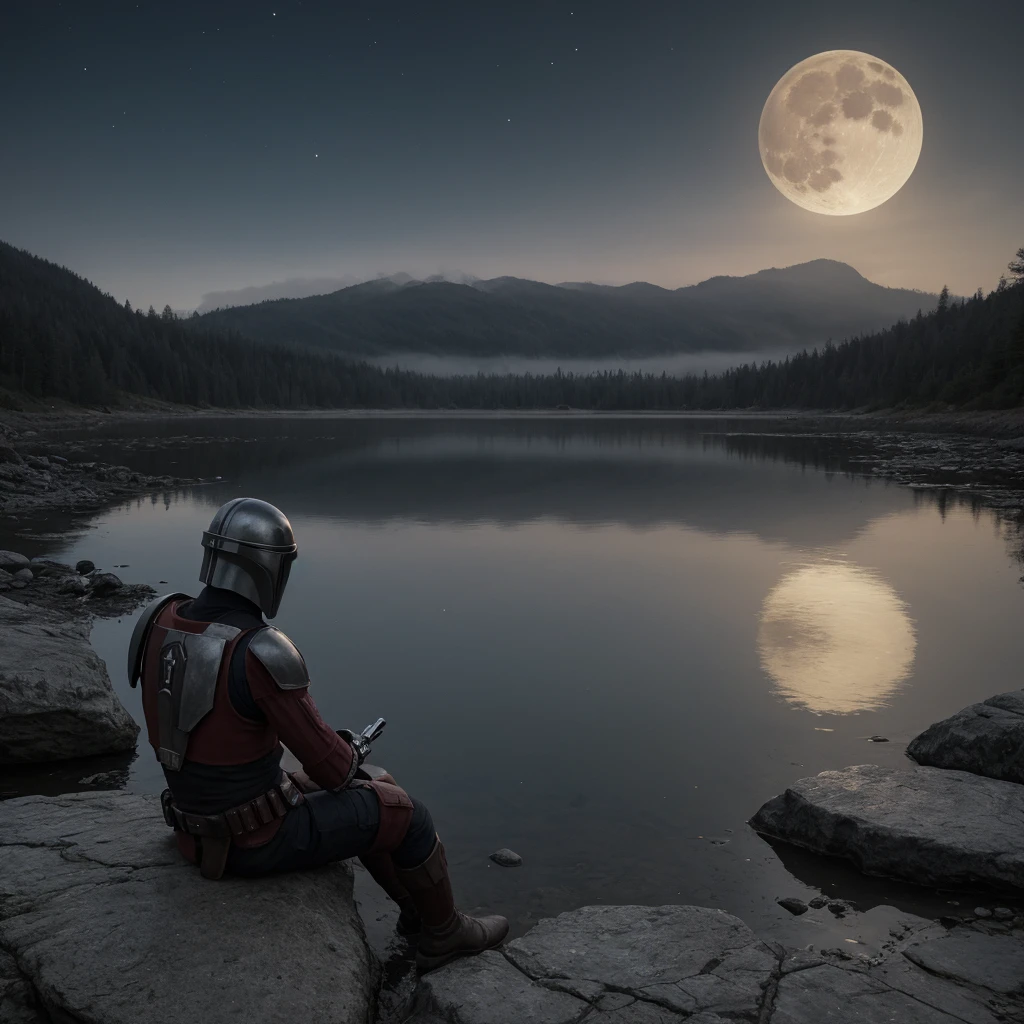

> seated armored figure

[{"left": 128, "top": 496, "right": 508, "bottom": 972}]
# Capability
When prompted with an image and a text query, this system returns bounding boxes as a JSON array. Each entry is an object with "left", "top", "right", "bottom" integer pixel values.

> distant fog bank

[{"left": 365, "top": 350, "right": 799, "bottom": 378}]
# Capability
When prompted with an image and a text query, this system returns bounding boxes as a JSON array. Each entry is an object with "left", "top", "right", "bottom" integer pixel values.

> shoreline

[{"left": 4, "top": 402, "right": 1024, "bottom": 439}]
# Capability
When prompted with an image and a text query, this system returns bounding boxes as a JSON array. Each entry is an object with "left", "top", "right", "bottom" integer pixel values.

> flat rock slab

[
  {"left": 0, "top": 792, "right": 375, "bottom": 1024},
  {"left": 903, "top": 931, "right": 1024, "bottom": 995},
  {"left": 772, "top": 954, "right": 1019, "bottom": 1024},
  {"left": 0, "top": 596, "right": 139, "bottom": 763},
  {"left": 908, "top": 689, "right": 1024, "bottom": 783},
  {"left": 404, "top": 904, "right": 1024, "bottom": 1024},
  {"left": 750, "top": 764, "right": 1024, "bottom": 892},
  {"left": 409, "top": 905, "right": 781, "bottom": 1023}
]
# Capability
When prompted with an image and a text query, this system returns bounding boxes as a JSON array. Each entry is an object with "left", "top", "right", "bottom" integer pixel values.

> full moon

[
  {"left": 758, "top": 561, "right": 916, "bottom": 715},
  {"left": 759, "top": 50, "right": 923, "bottom": 216}
]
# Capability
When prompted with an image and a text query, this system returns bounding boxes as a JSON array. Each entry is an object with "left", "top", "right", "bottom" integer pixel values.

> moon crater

[{"left": 759, "top": 50, "right": 923, "bottom": 215}]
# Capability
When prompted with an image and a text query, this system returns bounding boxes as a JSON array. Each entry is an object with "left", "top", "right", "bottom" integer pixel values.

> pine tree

[{"left": 1009, "top": 247, "right": 1024, "bottom": 285}]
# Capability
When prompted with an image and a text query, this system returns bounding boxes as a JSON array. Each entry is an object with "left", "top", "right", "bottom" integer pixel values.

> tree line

[{"left": 1, "top": 239, "right": 1022, "bottom": 411}]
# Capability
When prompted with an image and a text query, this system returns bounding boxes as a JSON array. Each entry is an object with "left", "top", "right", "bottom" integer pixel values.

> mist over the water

[{"left": 367, "top": 349, "right": 797, "bottom": 378}]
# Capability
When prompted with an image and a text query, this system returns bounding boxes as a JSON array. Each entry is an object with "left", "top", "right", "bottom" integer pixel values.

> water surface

[{"left": 8, "top": 416, "right": 1024, "bottom": 946}]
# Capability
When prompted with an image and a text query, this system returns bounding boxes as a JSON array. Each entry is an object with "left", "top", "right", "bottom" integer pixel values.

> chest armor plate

[{"left": 156, "top": 622, "right": 242, "bottom": 771}]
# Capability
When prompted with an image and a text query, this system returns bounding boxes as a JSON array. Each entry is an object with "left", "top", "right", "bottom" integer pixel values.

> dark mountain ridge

[
  {"left": 194, "top": 259, "right": 933, "bottom": 360},
  {"left": 1, "top": 237, "right": 1021, "bottom": 415}
]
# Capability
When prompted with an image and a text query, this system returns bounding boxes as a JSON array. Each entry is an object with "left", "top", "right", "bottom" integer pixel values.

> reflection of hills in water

[
  {"left": 71, "top": 417, "right": 1024, "bottom": 555},
  {"left": 759, "top": 561, "right": 916, "bottom": 714}
]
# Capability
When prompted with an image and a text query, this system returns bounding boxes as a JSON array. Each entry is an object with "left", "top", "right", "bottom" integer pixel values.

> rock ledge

[
  {"left": 0, "top": 792, "right": 376, "bottom": 1024},
  {"left": 749, "top": 763, "right": 1024, "bottom": 892}
]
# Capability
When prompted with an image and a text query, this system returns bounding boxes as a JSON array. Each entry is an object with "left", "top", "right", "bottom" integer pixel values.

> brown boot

[
  {"left": 359, "top": 852, "right": 421, "bottom": 936},
  {"left": 395, "top": 839, "right": 509, "bottom": 973}
]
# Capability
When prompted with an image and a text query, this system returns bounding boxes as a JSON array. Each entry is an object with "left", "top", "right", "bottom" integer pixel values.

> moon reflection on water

[{"left": 758, "top": 561, "right": 916, "bottom": 715}]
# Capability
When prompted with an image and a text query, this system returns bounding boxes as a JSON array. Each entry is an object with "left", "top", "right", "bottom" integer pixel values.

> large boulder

[
  {"left": 0, "top": 792, "right": 376, "bottom": 1024},
  {"left": 750, "top": 764, "right": 1024, "bottom": 892},
  {"left": 0, "top": 595, "right": 139, "bottom": 763},
  {"left": 907, "top": 690, "right": 1024, "bottom": 784}
]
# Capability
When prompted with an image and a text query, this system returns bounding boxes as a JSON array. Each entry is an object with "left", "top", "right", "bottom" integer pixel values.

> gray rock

[
  {"left": 750, "top": 764, "right": 1024, "bottom": 891},
  {"left": 74, "top": 559, "right": 96, "bottom": 575},
  {"left": 907, "top": 690, "right": 1024, "bottom": 784},
  {"left": 489, "top": 847, "right": 523, "bottom": 867},
  {"left": 778, "top": 897, "right": 808, "bottom": 915},
  {"left": 992, "top": 907, "right": 1014, "bottom": 921},
  {"left": 408, "top": 905, "right": 781, "bottom": 1023},
  {"left": 404, "top": 904, "right": 1024, "bottom": 1024},
  {"left": 772, "top": 955, "right": 1011, "bottom": 1024},
  {"left": 0, "top": 596, "right": 139, "bottom": 763},
  {"left": 0, "top": 568, "right": 14, "bottom": 583},
  {"left": 0, "top": 792, "right": 375, "bottom": 1024},
  {"left": 869, "top": 735, "right": 889, "bottom": 742},
  {"left": 0, "top": 949, "right": 43, "bottom": 1024},
  {"left": 88, "top": 571, "right": 123, "bottom": 596},
  {"left": 904, "top": 932, "right": 1024, "bottom": 995},
  {"left": 974, "top": 907, "right": 993, "bottom": 918},
  {"left": 28, "top": 557, "right": 75, "bottom": 577},
  {"left": 0, "top": 550, "right": 30, "bottom": 571},
  {"left": 58, "top": 574, "right": 91, "bottom": 595},
  {"left": 10, "top": 579, "right": 27, "bottom": 589},
  {"left": 807, "top": 895, "right": 829, "bottom": 909},
  {"left": 13, "top": 568, "right": 33, "bottom": 582}
]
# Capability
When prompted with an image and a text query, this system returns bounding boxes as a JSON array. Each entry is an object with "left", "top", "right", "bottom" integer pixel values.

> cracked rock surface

[
  {"left": 0, "top": 596, "right": 139, "bottom": 764},
  {"left": 907, "top": 689, "right": 1024, "bottom": 784},
  {"left": 0, "top": 791, "right": 376, "bottom": 1024},
  {"left": 403, "top": 906, "right": 1023, "bottom": 1024},
  {"left": 749, "top": 764, "right": 1024, "bottom": 891}
]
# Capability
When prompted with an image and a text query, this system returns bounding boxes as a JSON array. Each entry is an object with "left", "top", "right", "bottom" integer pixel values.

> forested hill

[
  {"left": 1, "top": 238, "right": 1022, "bottom": 412},
  {"left": 193, "top": 259, "right": 932, "bottom": 359}
]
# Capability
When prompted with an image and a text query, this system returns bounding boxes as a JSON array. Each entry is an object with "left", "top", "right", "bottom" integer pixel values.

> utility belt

[{"left": 160, "top": 774, "right": 305, "bottom": 880}]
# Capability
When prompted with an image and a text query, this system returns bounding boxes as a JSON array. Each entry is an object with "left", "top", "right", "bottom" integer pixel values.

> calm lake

[{"left": 7, "top": 415, "right": 1024, "bottom": 949}]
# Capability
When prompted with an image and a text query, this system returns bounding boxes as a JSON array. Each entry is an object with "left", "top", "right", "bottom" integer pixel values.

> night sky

[{"left": 3, "top": 1, "right": 1022, "bottom": 311}]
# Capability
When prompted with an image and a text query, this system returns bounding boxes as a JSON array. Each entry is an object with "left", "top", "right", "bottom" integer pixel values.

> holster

[
  {"left": 197, "top": 837, "right": 232, "bottom": 881},
  {"left": 160, "top": 776, "right": 304, "bottom": 880}
]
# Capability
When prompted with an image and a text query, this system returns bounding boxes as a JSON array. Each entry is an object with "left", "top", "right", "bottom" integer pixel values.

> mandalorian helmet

[{"left": 199, "top": 498, "right": 297, "bottom": 618}]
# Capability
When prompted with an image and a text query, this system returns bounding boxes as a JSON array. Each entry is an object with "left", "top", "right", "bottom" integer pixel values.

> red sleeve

[{"left": 246, "top": 651, "right": 357, "bottom": 791}]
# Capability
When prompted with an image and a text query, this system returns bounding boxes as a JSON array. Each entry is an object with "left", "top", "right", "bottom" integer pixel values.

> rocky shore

[
  {"left": 1, "top": 792, "right": 1021, "bottom": 1024},
  {"left": 0, "top": 418, "right": 190, "bottom": 519},
  {"left": 0, "top": 547, "right": 154, "bottom": 765}
]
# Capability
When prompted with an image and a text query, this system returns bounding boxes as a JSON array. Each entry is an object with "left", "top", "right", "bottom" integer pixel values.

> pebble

[
  {"left": 992, "top": 907, "right": 1014, "bottom": 920},
  {"left": 828, "top": 900, "right": 850, "bottom": 917},
  {"left": 868, "top": 735, "right": 889, "bottom": 742},
  {"left": 489, "top": 848, "right": 523, "bottom": 868},
  {"left": 808, "top": 896, "right": 829, "bottom": 909},
  {"left": 777, "top": 897, "right": 808, "bottom": 916},
  {"left": 14, "top": 568, "right": 34, "bottom": 583},
  {"left": 974, "top": 907, "right": 993, "bottom": 918},
  {"left": 75, "top": 559, "right": 96, "bottom": 575}
]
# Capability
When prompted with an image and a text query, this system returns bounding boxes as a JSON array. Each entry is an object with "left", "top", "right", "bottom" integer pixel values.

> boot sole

[{"left": 415, "top": 928, "right": 510, "bottom": 974}]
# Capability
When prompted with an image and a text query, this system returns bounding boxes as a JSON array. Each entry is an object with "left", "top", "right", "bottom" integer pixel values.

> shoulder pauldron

[
  {"left": 127, "top": 593, "right": 189, "bottom": 688},
  {"left": 248, "top": 626, "right": 310, "bottom": 690}
]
